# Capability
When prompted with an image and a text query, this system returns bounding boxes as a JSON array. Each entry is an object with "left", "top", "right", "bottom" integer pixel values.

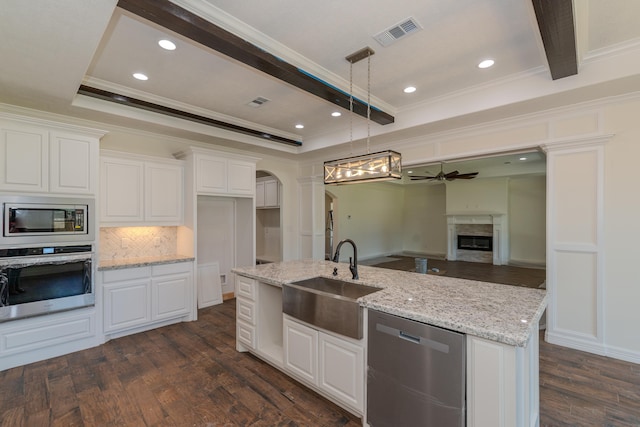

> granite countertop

[
  {"left": 98, "top": 254, "right": 195, "bottom": 271},
  {"left": 232, "top": 259, "right": 547, "bottom": 347}
]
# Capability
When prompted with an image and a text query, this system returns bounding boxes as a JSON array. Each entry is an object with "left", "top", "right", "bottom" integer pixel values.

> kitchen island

[{"left": 233, "top": 259, "right": 547, "bottom": 427}]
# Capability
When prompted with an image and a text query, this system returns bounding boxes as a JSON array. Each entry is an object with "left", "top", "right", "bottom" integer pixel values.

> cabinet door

[
  {"left": 256, "top": 181, "right": 265, "bottom": 207},
  {"left": 264, "top": 179, "right": 279, "bottom": 207},
  {"left": 50, "top": 132, "right": 97, "bottom": 194},
  {"left": 228, "top": 159, "right": 254, "bottom": 195},
  {"left": 103, "top": 279, "right": 151, "bottom": 333},
  {"left": 0, "top": 121, "right": 48, "bottom": 192},
  {"left": 284, "top": 317, "right": 318, "bottom": 385},
  {"left": 100, "top": 157, "right": 144, "bottom": 223},
  {"left": 318, "top": 332, "right": 364, "bottom": 411},
  {"left": 145, "top": 161, "right": 183, "bottom": 224},
  {"left": 152, "top": 273, "right": 190, "bottom": 321},
  {"left": 196, "top": 155, "right": 227, "bottom": 194}
]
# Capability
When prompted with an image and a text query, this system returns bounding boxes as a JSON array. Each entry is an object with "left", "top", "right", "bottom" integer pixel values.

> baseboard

[
  {"left": 223, "top": 292, "right": 235, "bottom": 301},
  {"left": 546, "top": 330, "right": 640, "bottom": 364},
  {"left": 508, "top": 259, "right": 546, "bottom": 269},
  {"left": 399, "top": 251, "right": 447, "bottom": 260}
]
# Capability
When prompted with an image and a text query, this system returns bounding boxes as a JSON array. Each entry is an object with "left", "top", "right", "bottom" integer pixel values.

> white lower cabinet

[
  {"left": 284, "top": 317, "right": 318, "bottom": 384},
  {"left": 318, "top": 332, "right": 364, "bottom": 411},
  {"left": 102, "top": 262, "right": 193, "bottom": 337},
  {"left": 283, "top": 315, "right": 365, "bottom": 414},
  {"left": 236, "top": 275, "right": 257, "bottom": 351}
]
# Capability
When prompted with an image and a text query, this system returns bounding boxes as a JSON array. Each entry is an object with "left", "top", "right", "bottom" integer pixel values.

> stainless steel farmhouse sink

[{"left": 282, "top": 276, "right": 381, "bottom": 339}]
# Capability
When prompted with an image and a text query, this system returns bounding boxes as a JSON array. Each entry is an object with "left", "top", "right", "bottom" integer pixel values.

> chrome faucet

[{"left": 332, "top": 238, "right": 358, "bottom": 280}]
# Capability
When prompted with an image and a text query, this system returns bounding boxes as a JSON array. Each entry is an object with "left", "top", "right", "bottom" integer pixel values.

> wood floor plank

[{"left": 2, "top": 300, "right": 639, "bottom": 426}]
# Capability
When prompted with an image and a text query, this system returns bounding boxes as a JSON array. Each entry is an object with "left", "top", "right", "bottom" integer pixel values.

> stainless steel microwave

[{"left": 1, "top": 196, "right": 94, "bottom": 245}]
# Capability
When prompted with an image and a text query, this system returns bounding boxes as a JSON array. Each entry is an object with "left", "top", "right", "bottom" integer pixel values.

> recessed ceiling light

[
  {"left": 478, "top": 59, "right": 495, "bottom": 69},
  {"left": 158, "top": 39, "right": 176, "bottom": 50},
  {"left": 404, "top": 86, "right": 417, "bottom": 93},
  {"left": 519, "top": 157, "right": 527, "bottom": 161},
  {"left": 408, "top": 170, "right": 413, "bottom": 174},
  {"left": 295, "top": 124, "right": 304, "bottom": 129},
  {"left": 331, "top": 111, "right": 342, "bottom": 117},
  {"left": 133, "top": 72, "right": 148, "bottom": 81}
]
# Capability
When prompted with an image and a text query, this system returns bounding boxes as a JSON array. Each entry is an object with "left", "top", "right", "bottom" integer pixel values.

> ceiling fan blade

[
  {"left": 452, "top": 172, "right": 479, "bottom": 179},
  {"left": 409, "top": 175, "right": 436, "bottom": 180}
]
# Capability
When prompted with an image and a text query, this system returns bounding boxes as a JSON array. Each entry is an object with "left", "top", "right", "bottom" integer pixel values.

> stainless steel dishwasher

[{"left": 367, "top": 309, "right": 466, "bottom": 427}]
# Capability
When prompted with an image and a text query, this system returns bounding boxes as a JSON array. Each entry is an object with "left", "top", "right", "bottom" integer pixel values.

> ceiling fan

[{"left": 409, "top": 163, "right": 479, "bottom": 181}]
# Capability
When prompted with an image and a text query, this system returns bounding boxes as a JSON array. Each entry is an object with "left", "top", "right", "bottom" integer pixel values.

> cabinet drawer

[
  {"left": 237, "top": 321, "right": 256, "bottom": 349},
  {"left": 152, "top": 261, "right": 191, "bottom": 276},
  {"left": 236, "top": 276, "right": 256, "bottom": 301},
  {"left": 102, "top": 266, "right": 150, "bottom": 283},
  {"left": 237, "top": 299, "right": 255, "bottom": 325}
]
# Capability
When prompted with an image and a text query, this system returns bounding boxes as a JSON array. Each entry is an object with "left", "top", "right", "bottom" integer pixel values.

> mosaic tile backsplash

[{"left": 99, "top": 227, "right": 178, "bottom": 260}]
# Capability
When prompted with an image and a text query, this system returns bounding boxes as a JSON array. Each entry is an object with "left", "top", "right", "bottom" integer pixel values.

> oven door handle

[{"left": 0, "top": 253, "right": 92, "bottom": 268}]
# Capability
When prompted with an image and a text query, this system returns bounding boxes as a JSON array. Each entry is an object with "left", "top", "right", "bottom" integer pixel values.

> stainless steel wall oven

[{"left": 0, "top": 245, "right": 94, "bottom": 322}]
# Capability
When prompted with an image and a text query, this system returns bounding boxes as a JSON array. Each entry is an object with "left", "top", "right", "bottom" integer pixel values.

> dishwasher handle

[{"left": 376, "top": 323, "right": 450, "bottom": 354}]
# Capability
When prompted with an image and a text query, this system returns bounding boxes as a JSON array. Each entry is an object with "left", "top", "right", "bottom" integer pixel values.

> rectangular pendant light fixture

[
  {"left": 324, "top": 47, "right": 402, "bottom": 185},
  {"left": 324, "top": 150, "right": 402, "bottom": 184}
]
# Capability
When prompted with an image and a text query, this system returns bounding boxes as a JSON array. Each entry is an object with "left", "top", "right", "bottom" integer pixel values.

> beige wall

[
  {"left": 327, "top": 182, "right": 405, "bottom": 260},
  {"left": 402, "top": 184, "right": 447, "bottom": 256},
  {"left": 509, "top": 175, "right": 546, "bottom": 266},
  {"left": 446, "top": 177, "right": 509, "bottom": 214}
]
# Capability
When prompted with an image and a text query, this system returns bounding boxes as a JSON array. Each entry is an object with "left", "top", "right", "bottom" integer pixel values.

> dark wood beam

[
  {"left": 78, "top": 85, "right": 302, "bottom": 147},
  {"left": 531, "top": 0, "right": 578, "bottom": 80},
  {"left": 116, "top": 0, "right": 394, "bottom": 125}
]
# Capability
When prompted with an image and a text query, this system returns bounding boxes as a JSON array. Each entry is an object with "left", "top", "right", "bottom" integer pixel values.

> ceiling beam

[
  {"left": 531, "top": 0, "right": 578, "bottom": 80},
  {"left": 78, "top": 85, "right": 303, "bottom": 147},
  {"left": 116, "top": 0, "right": 395, "bottom": 125}
]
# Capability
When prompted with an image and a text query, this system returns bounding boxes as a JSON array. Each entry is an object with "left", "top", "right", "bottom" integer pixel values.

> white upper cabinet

[
  {"left": 145, "top": 161, "right": 183, "bottom": 223},
  {"left": 256, "top": 177, "right": 279, "bottom": 208},
  {"left": 0, "top": 117, "right": 101, "bottom": 195},
  {"left": 196, "top": 155, "right": 227, "bottom": 194},
  {"left": 178, "top": 148, "right": 258, "bottom": 197},
  {"left": 100, "top": 156, "right": 144, "bottom": 223},
  {"left": 100, "top": 151, "right": 184, "bottom": 226}
]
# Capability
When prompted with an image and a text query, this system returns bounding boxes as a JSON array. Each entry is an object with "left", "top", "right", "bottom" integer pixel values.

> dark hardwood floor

[
  {"left": 1, "top": 299, "right": 639, "bottom": 426},
  {"left": 369, "top": 255, "right": 546, "bottom": 288}
]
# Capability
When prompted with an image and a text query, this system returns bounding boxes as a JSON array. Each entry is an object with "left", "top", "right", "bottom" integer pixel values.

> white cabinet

[
  {"left": 145, "top": 161, "right": 183, "bottom": 223},
  {"left": 466, "top": 332, "right": 540, "bottom": 427},
  {"left": 284, "top": 316, "right": 318, "bottom": 384},
  {"left": 283, "top": 314, "right": 365, "bottom": 414},
  {"left": 102, "top": 266, "right": 151, "bottom": 332},
  {"left": 256, "top": 177, "right": 279, "bottom": 208},
  {"left": 188, "top": 150, "right": 256, "bottom": 196},
  {"left": 318, "top": 332, "right": 364, "bottom": 411},
  {"left": 0, "top": 118, "right": 100, "bottom": 195},
  {"left": 236, "top": 275, "right": 257, "bottom": 350},
  {"left": 100, "top": 151, "right": 183, "bottom": 225},
  {"left": 100, "top": 156, "right": 144, "bottom": 222},
  {"left": 102, "top": 261, "right": 193, "bottom": 336}
]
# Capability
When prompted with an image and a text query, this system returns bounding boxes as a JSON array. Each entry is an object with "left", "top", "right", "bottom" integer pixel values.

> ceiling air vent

[
  {"left": 373, "top": 17, "right": 422, "bottom": 47},
  {"left": 247, "top": 96, "right": 270, "bottom": 108}
]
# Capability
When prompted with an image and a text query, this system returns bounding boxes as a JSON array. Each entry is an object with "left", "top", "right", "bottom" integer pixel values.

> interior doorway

[
  {"left": 325, "top": 191, "right": 338, "bottom": 260},
  {"left": 256, "top": 170, "right": 282, "bottom": 263}
]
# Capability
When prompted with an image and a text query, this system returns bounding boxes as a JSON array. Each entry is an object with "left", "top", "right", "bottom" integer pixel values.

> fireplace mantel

[{"left": 446, "top": 213, "right": 509, "bottom": 265}]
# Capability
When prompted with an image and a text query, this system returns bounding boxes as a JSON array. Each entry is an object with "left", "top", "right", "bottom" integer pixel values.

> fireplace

[
  {"left": 458, "top": 235, "right": 493, "bottom": 252},
  {"left": 446, "top": 213, "right": 508, "bottom": 265}
]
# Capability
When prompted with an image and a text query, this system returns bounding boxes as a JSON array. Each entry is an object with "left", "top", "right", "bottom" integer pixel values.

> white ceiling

[{"left": 1, "top": 0, "right": 640, "bottom": 160}]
